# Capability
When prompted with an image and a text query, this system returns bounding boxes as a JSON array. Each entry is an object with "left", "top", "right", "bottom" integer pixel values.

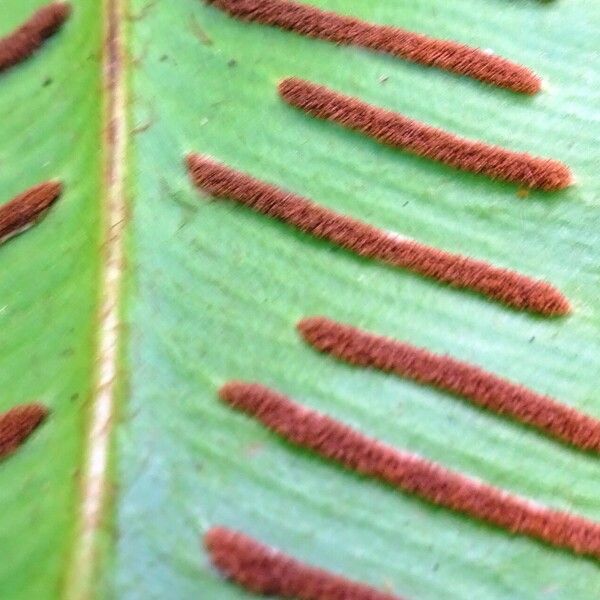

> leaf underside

[{"left": 1, "top": 1, "right": 600, "bottom": 599}]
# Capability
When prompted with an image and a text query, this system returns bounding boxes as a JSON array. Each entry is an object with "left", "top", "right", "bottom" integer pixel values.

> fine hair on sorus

[
  {"left": 187, "top": 153, "right": 570, "bottom": 316},
  {"left": 219, "top": 381, "right": 600, "bottom": 560}
]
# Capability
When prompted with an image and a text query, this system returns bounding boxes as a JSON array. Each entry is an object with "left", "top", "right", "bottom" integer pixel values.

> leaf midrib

[{"left": 63, "top": 0, "right": 128, "bottom": 597}]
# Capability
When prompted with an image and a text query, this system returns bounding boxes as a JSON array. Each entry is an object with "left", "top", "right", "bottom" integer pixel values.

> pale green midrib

[{"left": 62, "top": 0, "right": 129, "bottom": 598}]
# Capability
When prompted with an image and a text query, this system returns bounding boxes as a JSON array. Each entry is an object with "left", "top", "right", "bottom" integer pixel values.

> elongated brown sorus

[
  {"left": 207, "top": 0, "right": 541, "bottom": 94},
  {"left": 205, "top": 526, "right": 405, "bottom": 599},
  {"left": 278, "top": 77, "right": 572, "bottom": 191},
  {"left": 0, "top": 181, "right": 62, "bottom": 245},
  {"left": 186, "top": 154, "right": 570, "bottom": 316},
  {"left": 0, "top": 403, "right": 48, "bottom": 459},
  {"left": 298, "top": 316, "right": 600, "bottom": 452},
  {"left": 219, "top": 381, "right": 600, "bottom": 560},
  {"left": 0, "top": 2, "right": 71, "bottom": 73}
]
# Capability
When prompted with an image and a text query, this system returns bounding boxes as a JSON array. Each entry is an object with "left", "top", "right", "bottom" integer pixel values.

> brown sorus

[
  {"left": 278, "top": 77, "right": 572, "bottom": 191},
  {"left": 298, "top": 316, "right": 600, "bottom": 452},
  {"left": 205, "top": 526, "right": 405, "bottom": 599},
  {"left": 186, "top": 154, "right": 570, "bottom": 316},
  {"left": 219, "top": 381, "right": 600, "bottom": 560},
  {"left": 0, "top": 2, "right": 71, "bottom": 73},
  {"left": 0, "top": 181, "right": 62, "bottom": 244},
  {"left": 0, "top": 403, "right": 48, "bottom": 459},
  {"left": 207, "top": 0, "right": 541, "bottom": 94}
]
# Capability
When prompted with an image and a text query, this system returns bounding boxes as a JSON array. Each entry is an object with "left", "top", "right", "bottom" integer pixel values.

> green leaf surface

[
  {"left": 2, "top": 0, "right": 600, "bottom": 598},
  {"left": 0, "top": 1, "right": 102, "bottom": 598}
]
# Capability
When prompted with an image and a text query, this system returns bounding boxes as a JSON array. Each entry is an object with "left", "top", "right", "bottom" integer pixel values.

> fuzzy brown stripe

[
  {"left": 219, "top": 382, "right": 600, "bottom": 559},
  {"left": 206, "top": 0, "right": 541, "bottom": 94},
  {"left": 187, "top": 154, "right": 570, "bottom": 316},
  {"left": 0, "top": 181, "right": 62, "bottom": 244},
  {"left": 298, "top": 316, "right": 600, "bottom": 452},
  {"left": 205, "top": 526, "right": 405, "bottom": 599},
  {"left": 0, "top": 403, "right": 48, "bottom": 459},
  {"left": 278, "top": 77, "right": 572, "bottom": 191},
  {"left": 0, "top": 3, "right": 71, "bottom": 72}
]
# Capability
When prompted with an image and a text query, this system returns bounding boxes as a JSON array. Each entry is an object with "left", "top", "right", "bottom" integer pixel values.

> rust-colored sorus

[
  {"left": 0, "top": 2, "right": 71, "bottom": 73},
  {"left": 298, "top": 316, "right": 600, "bottom": 453},
  {"left": 0, "top": 403, "right": 48, "bottom": 459},
  {"left": 0, "top": 181, "right": 62, "bottom": 244},
  {"left": 219, "top": 381, "right": 600, "bottom": 560},
  {"left": 186, "top": 154, "right": 570, "bottom": 316},
  {"left": 205, "top": 526, "right": 405, "bottom": 599},
  {"left": 207, "top": 0, "right": 541, "bottom": 94},
  {"left": 278, "top": 77, "right": 572, "bottom": 191}
]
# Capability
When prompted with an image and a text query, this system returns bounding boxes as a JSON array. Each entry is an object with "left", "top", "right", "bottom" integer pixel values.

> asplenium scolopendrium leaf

[{"left": 1, "top": 1, "right": 600, "bottom": 598}]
